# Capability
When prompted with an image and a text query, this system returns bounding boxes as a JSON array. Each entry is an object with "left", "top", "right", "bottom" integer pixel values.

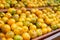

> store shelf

[
  {"left": 44, "top": 32, "right": 60, "bottom": 40},
  {"left": 32, "top": 29, "right": 60, "bottom": 40}
]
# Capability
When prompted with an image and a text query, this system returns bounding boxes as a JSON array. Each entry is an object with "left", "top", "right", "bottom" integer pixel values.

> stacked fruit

[
  {"left": 0, "top": 0, "right": 60, "bottom": 9},
  {"left": 0, "top": 7, "right": 60, "bottom": 40},
  {"left": 47, "top": 0, "right": 60, "bottom": 6},
  {"left": 53, "top": 6, "right": 60, "bottom": 11}
]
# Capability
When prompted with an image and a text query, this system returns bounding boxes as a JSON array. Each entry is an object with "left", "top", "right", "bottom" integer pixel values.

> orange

[
  {"left": 17, "top": 10, "right": 22, "bottom": 14},
  {"left": 0, "top": 17, "right": 1, "bottom": 20},
  {"left": 14, "top": 35, "right": 23, "bottom": 40},
  {"left": 16, "top": 22, "right": 23, "bottom": 27},
  {"left": 26, "top": 18, "right": 31, "bottom": 22},
  {"left": 7, "top": 38, "right": 13, "bottom": 40},
  {"left": 42, "top": 9, "right": 47, "bottom": 13},
  {"left": 31, "top": 17, "right": 37, "bottom": 23},
  {"left": 28, "top": 14, "right": 33, "bottom": 18},
  {"left": 8, "top": 8, "right": 16, "bottom": 14},
  {"left": 2, "top": 37, "right": 6, "bottom": 40},
  {"left": 22, "top": 26, "right": 28, "bottom": 32},
  {"left": 46, "top": 7, "right": 52, "bottom": 12},
  {"left": 36, "top": 29, "right": 42, "bottom": 36},
  {"left": 7, "top": 19, "right": 15, "bottom": 25},
  {"left": 51, "top": 25, "right": 58, "bottom": 30},
  {"left": 23, "top": 21, "right": 30, "bottom": 26},
  {"left": 37, "top": 18, "right": 44, "bottom": 23},
  {"left": 14, "top": 27, "right": 23, "bottom": 34},
  {"left": 1, "top": 24, "right": 11, "bottom": 33},
  {"left": 4, "top": 3, "right": 10, "bottom": 9},
  {"left": 41, "top": 23, "right": 47, "bottom": 28},
  {"left": 11, "top": 0, "right": 17, "bottom": 4},
  {"left": 11, "top": 24, "right": 17, "bottom": 30},
  {"left": 20, "top": 2, "right": 25, "bottom": 7},
  {"left": 45, "top": 18, "right": 51, "bottom": 24},
  {"left": 30, "top": 25, "right": 37, "bottom": 30},
  {"left": 36, "top": 22, "right": 42, "bottom": 28},
  {"left": 19, "top": 18, "right": 25, "bottom": 22},
  {"left": 0, "top": 20, "right": 4, "bottom": 28},
  {"left": 31, "top": 9, "right": 36, "bottom": 13},
  {"left": 20, "top": 13, "right": 26, "bottom": 18},
  {"left": 27, "top": 3, "right": 33, "bottom": 8},
  {"left": 1, "top": 0, "right": 6, "bottom": 4},
  {"left": 22, "top": 32, "right": 30, "bottom": 40},
  {"left": 31, "top": 14, "right": 37, "bottom": 17},
  {"left": 5, "top": 12, "right": 12, "bottom": 18},
  {"left": 57, "top": 23, "right": 60, "bottom": 28},
  {"left": 29, "top": 30, "right": 37, "bottom": 38},
  {"left": 13, "top": 14, "right": 19, "bottom": 21},
  {"left": 21, "top": 7, "right": 26, "bottom": 12},
  {"left": 2, "top": 17, "right": 8, "bottom": 23},
  {"left": 56, "top": 11, "right": 60, "bottom": 15},
  {"left": 25, "top": 11, "right": 30, "bottom": 16},
  {"left": 47, "top": 27, "right": 52, "bottom": 33},
  {"left": 0, "top": 3, "right": 4, "bottom": 9},
  {"left": 15, "top": 3, "right": 21, "bottom": 8},
  {"left": 42, "top": 28, "right": 48, "bottom": 34},
  {"left": 0, "top": 33, "right": 5, "bottom": 38},
  {"left": 6, "top": 31, "right": 14, "bottom": 38},
  {"left": 36, "top": 10, "right": 42, "bottom": 16},
  {"left": 53, "top": 7, "right": 57, "bottom": 11},
  {"left": 0, "top": 12, "right": 5, "bottom": 17}
]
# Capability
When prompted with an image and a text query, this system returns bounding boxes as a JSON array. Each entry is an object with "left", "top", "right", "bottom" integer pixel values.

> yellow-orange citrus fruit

[
  {"left": 42, "top": 28, "right": 48, "bottom": 34},
  {"left": 6, "top": 31, "right": 14, "bottom": 38},
  {"left": 7, "top": 19, "right": 15, "bottom": 25},
  {"left": 22, "top": 32, "right": 30, "bottom": 40}
]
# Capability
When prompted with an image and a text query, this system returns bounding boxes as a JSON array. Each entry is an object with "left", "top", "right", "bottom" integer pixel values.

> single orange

[
  {"left": 7, "top": 38, "right": 13, "bottom": 40},
  {"left": 0, "top": 20, "right": 4, "bottom": 28},
  {"left": 1, "top": 24, "right": 11, "bottom": 33},
  {"left": 29, "top": 30, "right": 37, "bottom": 38},
  {"left": 5, "top": 12, "right": 12, "bottom": 18},
  {"left": 14, "top": 35, "right": 23, "bottom": 40},
  {"left": 36, "top": 29, "right": 42, "bottom": 36},
  {"left": 14, "top": 27, "right": 23, "bottom": 35},
  {"left": 42, "top": 28, "right": 48, "bottom": 34},
  {"left": 30, "top": 25, "right": 37, "bottom": 30},
  {"left": 6, "top": 31, "right": 14, "bottom": 38},
  {"left": 2, "top": 17, "right": 8, "bottom": 23},
  {"left": 16, "top": 22, "right": 23, "bottom": 27},
  {"left": 11, "top": 23, "right": 17, "bottom": 30},
  {"left": 17, "top": 10, "right": 22, "bottom": 14},
  {"left": 2, "top": 37, "right": 6, "bottom": 40},
  {"left": 0, "top": 33, "right": 5, "bottom": 38},
  {"left": 0, "top": 3, "right": 4, "bottom": 9},
  {"left": 7, "top": 19, "right": 15, "bottom": 25},
  {"left": 47, "top": 27, "right": 52, "bottom": 33},
  {"left": 22, "top": 32, "right": 30, "bottom": 40},
  {"left": 22, "top": 26, "right": 28, "bottom": 32}
]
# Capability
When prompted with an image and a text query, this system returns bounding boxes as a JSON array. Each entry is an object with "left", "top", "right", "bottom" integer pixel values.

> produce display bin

[
  {"left": 0, "top": 0, "right": 60, "bottom": 40},
  {"left": 0, "top": 8, "right": 60, "bottom": 40}
]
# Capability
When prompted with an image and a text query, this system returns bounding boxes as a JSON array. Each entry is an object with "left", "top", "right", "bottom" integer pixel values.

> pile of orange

[
  {"left": 0, "top": 7, "right": 60, "bottom": 40},
  {"left": 0, "top": 0, "right": 60, "bottom": 9}
]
